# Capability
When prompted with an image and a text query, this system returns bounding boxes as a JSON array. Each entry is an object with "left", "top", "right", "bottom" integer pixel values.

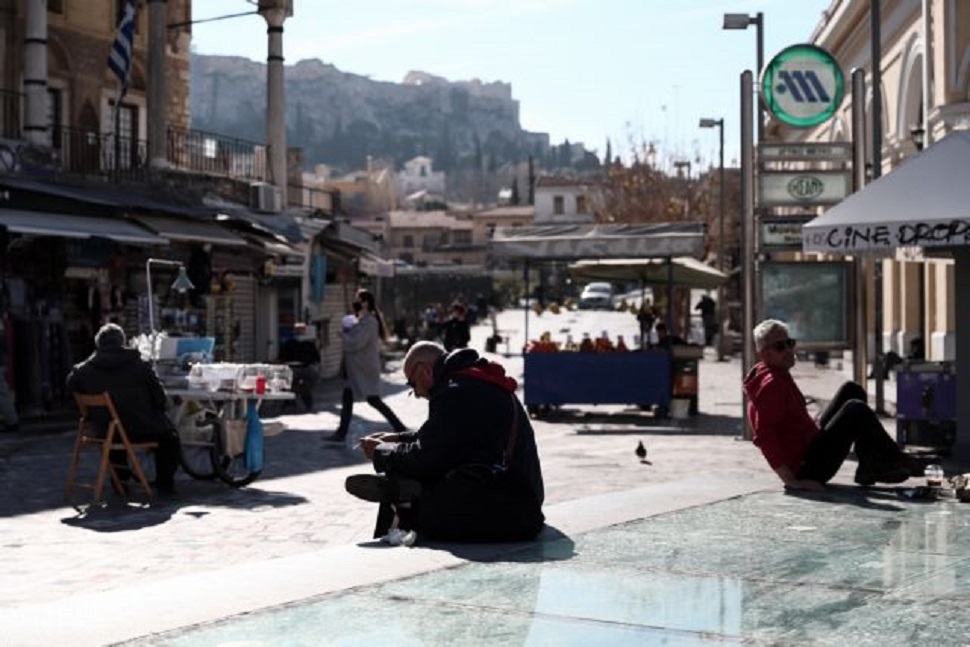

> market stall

[{"left": 488, "top": 223, "right": 718, "bottom": 417}]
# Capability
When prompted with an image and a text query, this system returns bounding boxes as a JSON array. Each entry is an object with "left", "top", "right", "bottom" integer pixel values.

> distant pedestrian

[
  {"left": 695, "top": 294, "right": 717, "bottom": 346},
  {"left": 441, "top": 302, "right": 471, "bottom": 352},
  {"left": 326, "top": 289, "right": 406, "bottom": 443}
]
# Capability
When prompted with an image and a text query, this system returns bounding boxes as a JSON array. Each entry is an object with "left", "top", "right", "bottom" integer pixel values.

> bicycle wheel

[
  {"left": 212, "top": 421, "right": 261, "bottom": 487},
  {"left": 178, "top": 421, "right": 219, "bottom": 480}
]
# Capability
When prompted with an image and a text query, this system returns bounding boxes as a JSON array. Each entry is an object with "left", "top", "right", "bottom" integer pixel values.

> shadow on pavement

[
  {"left": 563, "top": 411, "right": 743, "bottom": 437},
  {"left": 784, "top": 483, "right": 906, "bottom": 512},
  {"left": 0, "top": 425, "right": 366, "bottom": 519}
]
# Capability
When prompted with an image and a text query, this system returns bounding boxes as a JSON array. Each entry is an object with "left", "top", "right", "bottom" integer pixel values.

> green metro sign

[{"left": 761, "top": 44, "right": 844, "bottom": 128}]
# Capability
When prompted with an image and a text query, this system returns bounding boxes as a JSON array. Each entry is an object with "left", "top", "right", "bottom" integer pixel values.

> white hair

[{"left": 752, "top": 319, "right": 789, "bottom": 351}]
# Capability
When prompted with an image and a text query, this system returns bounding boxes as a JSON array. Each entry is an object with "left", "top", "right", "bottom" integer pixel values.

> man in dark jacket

[
  {"left": 346, "top": 341, "right": 545, "bottom": 544},
  {"left": 66, "top": 323, "right": 180, "bottom": 494}
]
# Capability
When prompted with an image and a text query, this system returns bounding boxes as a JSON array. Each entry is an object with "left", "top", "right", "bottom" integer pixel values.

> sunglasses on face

[
  {"left": 769, "top": 338, "right": 797, "bottom": 352},
  {"left": 406, "top": 362, "right": 425, "bottom": 389}
]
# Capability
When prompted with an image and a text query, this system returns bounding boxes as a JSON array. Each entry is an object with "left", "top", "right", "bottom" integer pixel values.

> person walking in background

[
  {"left": 0, "top": 312, "right": 18, "bottom": 431},
  {"left": 326, "top": 289, "right": 406, "bottom": 443},
  {"left": 441, "top": 301, "right": 471, "bottom": 352},
  {"left": 743, "top": 318, "right": 919, "bottom": 491},
  {"left": 695, "top": 294, "right": 717, "bottom": 346}
]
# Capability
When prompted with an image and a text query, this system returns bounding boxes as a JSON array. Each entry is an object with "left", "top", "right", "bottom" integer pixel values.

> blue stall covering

[{"left": 524, "top": 352, "right": 671, "bottom": 409}]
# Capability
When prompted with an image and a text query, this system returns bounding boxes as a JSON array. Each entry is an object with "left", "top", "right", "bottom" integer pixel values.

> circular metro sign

[{"left": 761, "top": 43, "right": 844, "bottom": 128}]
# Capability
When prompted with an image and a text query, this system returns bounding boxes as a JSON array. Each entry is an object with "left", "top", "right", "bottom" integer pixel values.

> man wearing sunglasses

[
  {"left": 744, "top": 319, "right": 916, "bottom": 491},
  {"left": 345, "top": 341, "right": 545, "bottom": 545}
]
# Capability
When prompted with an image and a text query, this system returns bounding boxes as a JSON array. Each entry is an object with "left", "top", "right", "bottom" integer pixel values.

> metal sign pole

[
  {"left": 740, "top": 71, "right": 755, "bottom": 440},
  {"left": 850, "top": 68, "right": 869, "bottom": 389}
]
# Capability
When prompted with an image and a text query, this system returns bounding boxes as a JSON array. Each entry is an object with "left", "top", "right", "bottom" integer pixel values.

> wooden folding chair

[{"left": 65, "top": 392, "right": 158, "bottom": 506}]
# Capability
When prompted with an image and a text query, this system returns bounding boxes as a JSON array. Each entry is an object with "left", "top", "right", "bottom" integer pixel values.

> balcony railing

[
  {"left": 51, "top": 124, "right": 148, "bottom": 181},
  {"left": 166, "top": 126, "right": 268, "bottom": 183}
]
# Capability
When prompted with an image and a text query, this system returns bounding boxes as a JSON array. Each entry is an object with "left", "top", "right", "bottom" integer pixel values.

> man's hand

[
  {"left": 774, "top": 466, "right": 825, "bottom": 492},
  {"left": 359, "top": 432, "right": 399, "bottom": 460},
  {"left": 784, "top": 479, "right": 826, "bottom": 492}
]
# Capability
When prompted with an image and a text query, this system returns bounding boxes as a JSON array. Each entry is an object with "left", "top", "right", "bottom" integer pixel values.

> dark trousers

[
  {"left": 797, "top": 381, "right": 903, "bottom": 483},
  {"left": 336, "top": 387, "right": 406, "bottom": 438},
  {"left": 109, "top": 429, "right": 180, "bottom": 490}
]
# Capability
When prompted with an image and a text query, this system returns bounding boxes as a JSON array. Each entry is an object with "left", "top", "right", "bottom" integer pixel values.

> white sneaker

[{"left": 381, "top": 528, "right": 417, "bottom": 546}]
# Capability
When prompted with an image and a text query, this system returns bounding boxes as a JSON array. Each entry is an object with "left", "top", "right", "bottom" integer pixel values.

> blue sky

[{"left": 191, "top": 0, "right": 832, "bottom": 171}]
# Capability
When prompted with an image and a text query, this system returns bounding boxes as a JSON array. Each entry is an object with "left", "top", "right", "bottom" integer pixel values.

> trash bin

[
  {"left": 671, "top": 346, "right": 702, "bottom": 415},
  {"left": 896, "top": 361, "right": 957, "bottom": 450}
]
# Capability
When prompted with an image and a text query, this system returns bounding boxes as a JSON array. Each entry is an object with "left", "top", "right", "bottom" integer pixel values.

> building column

[
  {"left": 259, "top": 1, "right": 289, "bottom": 197},
  {"left": 23, "top": 0, "right": 49, "bottom": 146},
  {"left": 148, "top": 0, "right": 169, "bottom": 169}
]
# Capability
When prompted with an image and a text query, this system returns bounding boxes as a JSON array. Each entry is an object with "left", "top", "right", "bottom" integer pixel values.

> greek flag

[{"left": 107, "top": 0, "right": 137, "bottom": 98}]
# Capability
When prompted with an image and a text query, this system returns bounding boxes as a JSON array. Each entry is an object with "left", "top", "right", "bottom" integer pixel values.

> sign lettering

[{"left": 803, "top": 219, "right": 970, "bottom": 252}]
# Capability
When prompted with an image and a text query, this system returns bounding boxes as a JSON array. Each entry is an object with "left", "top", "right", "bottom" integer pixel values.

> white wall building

[{"left": 533, "top": 176, "right": 595, "bottom": 224}]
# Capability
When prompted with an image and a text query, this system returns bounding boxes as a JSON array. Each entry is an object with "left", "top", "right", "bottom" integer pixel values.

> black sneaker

[{"left": 345, "top": 474, "right": 421, "bottom": 503}]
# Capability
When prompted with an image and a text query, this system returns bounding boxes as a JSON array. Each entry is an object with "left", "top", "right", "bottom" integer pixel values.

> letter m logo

[{"left": 776, "top": 71, "right": 831, "bottom": 103}]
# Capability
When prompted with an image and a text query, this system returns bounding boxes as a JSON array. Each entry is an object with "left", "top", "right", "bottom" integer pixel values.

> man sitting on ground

[
  {"left": 743, "top": 318, "right": 917, "bottom": 491},
  {"left": 345, "top": 341, "right": 545, "bottom": 545}
]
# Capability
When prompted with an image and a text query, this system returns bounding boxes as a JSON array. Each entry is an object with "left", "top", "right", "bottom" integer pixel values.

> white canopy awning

[
  {"left": 803, "top": 131, "right": 970, "bottom": 254},
  {"left": 489, "top": 222, "right": 705, "bottom": 260},
  {"left": 568, "top": 257, "right": 727, "bottom": 290}
]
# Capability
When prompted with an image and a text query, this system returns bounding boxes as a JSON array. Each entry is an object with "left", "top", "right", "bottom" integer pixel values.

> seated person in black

[
  {"left": 279, "top": 324, "right": 321, "bottom": 410},
  {"left": 66, "top": 323, "right": 180, "bottom": 494},
  {"left": 345, "top": 342, "right": 545, "bottom": 545}
]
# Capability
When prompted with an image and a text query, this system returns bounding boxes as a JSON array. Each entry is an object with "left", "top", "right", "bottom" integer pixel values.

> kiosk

[{"left": 489, "top": 223, "right": 725, "bottom": 417}]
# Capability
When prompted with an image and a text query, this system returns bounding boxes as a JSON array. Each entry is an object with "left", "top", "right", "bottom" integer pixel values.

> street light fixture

[
  {"left": 146, "top": 257, "right": 195, "bottom": 358},
  {"left": 723, "top": 12, "right": 764, "bottom": 142},
  {"left": 699, "top": 117, "right": 727, "bottom": 360}
]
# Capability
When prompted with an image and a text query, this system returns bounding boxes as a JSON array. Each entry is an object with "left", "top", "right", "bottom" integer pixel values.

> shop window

[{"left": 553, "top": 196, "right": 564, "bottom": 215}]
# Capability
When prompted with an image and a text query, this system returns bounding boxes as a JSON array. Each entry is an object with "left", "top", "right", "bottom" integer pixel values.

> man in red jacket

[{"left": 743, "top": 319, "right": 915, "bottom": 491}]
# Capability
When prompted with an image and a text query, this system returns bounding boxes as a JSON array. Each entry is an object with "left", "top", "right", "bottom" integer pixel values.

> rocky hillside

[{"left": 189, "top": 54, "right": 580, "bottom": 180}]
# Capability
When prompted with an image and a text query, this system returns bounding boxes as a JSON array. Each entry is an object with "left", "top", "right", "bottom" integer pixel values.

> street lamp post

[
  {"left": 723, "top": 12, "right": 764, "bottom": 142},
  {"left": 146, "top": 258, "right": 195, "bottom": 360},
  {"left": 700, "top": 117, "right": 727, "bottom": 360}
]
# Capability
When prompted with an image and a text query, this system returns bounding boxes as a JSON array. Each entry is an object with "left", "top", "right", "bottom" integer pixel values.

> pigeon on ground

[{"left": 635, "top": 441, "right": 651, "bottom": 464}]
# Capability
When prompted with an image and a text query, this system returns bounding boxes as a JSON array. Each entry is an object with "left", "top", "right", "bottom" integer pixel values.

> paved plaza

[{"left": 1, "top": 309, "right": 967, "bottom": 645}]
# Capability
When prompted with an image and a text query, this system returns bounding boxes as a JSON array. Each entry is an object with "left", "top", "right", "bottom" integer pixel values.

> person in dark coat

[
  {"left": 66, "top": 323, "right": 180, "bottom": 494},
  {"left": 346, "top": 342, "right": 545, "bottom": 544},
  {"left": 440, "top": 302, "right": 471, "bottom": 352}
]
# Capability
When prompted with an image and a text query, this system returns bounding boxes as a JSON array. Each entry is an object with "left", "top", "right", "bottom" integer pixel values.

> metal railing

[
  {"left": 166, "top": 126, "right": 268, "bottom": 183},
  {"left": 50, "top": 124, "right": 148, "bottom": 180}
]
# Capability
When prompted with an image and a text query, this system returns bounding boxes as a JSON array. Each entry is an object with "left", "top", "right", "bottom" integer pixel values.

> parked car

[{"left": 578, "top": 282, "right": 614, "bottom": 310}]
